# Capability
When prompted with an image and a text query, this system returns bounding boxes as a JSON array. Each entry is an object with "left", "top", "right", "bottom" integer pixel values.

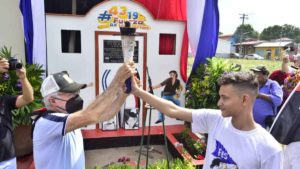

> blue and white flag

[
  {"left": 187, "top": 0, "right": 219, "bottom": 76},
  {"left": 19, "top": 0, "right": 46, "bottom": 70}
]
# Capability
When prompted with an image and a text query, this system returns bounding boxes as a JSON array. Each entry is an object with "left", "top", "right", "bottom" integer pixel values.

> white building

[
  {"left": 216, "top": 34, "right": 235, "bottom": 58},
  {"left": 0, "top": 0, "right": 186, "bottom": 130},
  {"left": 46, "top": 0, "right": 186, "bottom": 128},
  {"left": 0, "top": 0, "right": 25, "bottom": 61}
]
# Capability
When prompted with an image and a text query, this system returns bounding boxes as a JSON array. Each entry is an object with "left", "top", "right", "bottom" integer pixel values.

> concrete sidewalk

[{"left": 85, "top": 145, "right": 172, "bottom": 168}]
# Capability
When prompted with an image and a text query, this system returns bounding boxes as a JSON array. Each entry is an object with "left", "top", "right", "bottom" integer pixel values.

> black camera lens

[{"left": 8, "top": 58, "right": 22, "bottom": 70}]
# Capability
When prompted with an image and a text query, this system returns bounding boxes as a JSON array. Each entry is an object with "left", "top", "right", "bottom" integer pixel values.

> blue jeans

[{"left": 157, "top": 95, "right": 180, "bottom": 121}]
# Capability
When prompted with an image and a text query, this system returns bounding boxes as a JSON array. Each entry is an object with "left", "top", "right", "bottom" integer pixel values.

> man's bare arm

[
  {"left": 281, "top": 55, "right": 290, "bottom": 73},
  {"left": 65, "top": 63, "right": 133, "bottom": 133},
  {"left": 98, "top": 91, "right": 128, "bottom": 121},
  {"left": 16, "top": 68, "right": 34, "bottom": 108},
  {"left": 132, "top": 77, "right": 193, "bottom": 122},
  {"left": 151, "top": 83, "right": 162, "bottom": 90}
]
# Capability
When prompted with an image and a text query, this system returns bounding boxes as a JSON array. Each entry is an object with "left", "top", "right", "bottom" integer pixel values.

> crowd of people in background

[{"left": 248, "top": 52, "right": 300, "bottom": 169}]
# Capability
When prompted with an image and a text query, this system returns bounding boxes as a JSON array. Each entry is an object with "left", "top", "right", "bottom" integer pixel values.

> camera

[{"left": 8, "top": 58, "right": 22, "bottom": 70}]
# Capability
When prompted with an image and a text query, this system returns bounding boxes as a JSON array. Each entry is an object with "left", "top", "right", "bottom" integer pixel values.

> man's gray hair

[{"left": 43, "top": 92, "right": 59, "bottom": 109}]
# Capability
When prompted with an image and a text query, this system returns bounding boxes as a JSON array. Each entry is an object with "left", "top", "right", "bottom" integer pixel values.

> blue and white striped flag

[
  {"left": 19, "top": 0, "right": 46, "bottom": 70},
  {"left": 187, "top": 0, "right": 219, "bottom": 76}
]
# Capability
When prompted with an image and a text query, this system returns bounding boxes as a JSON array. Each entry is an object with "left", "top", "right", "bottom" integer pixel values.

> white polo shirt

[{"left": 33, "top": 113, "right": 85, "bottom": 169}]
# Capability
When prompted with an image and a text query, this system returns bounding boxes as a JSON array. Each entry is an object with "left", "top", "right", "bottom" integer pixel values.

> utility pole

[
  {"left": 240, "top": 13, "right": 248, "bottom": 26},
  {"left": 239, "top": 13, "right": 248, "bottom": 57}
]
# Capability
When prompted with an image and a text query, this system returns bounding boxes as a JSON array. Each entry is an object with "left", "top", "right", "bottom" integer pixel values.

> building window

[
  {"left": 275, "top": 48, "right": 280, "bottom": 56},
  {"left": 159, "top": 34, "right": 176, "bottom": 55},
  {"left": 61, "top": 30, "right": 81, "bottom": 53}
]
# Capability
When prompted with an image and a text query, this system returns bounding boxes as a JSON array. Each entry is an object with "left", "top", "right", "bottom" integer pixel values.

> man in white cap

[{"left": 33, "top": 63, "right": 133, "bottom": 169}]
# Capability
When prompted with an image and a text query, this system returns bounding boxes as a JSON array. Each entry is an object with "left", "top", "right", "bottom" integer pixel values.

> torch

[{"left": 120, "top": 21, "right": 136, "bottom": 93}]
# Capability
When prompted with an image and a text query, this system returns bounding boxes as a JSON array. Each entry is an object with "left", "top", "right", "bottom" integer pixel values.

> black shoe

[{"left": 155, "top": 120, "right": 162, "bottom": 124}]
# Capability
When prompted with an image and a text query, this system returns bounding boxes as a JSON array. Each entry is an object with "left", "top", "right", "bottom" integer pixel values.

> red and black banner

[{"left": 270, "top": 82, "right": 300, "bottom": 145}]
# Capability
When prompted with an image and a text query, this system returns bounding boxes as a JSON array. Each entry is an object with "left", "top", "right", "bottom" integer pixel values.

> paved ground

[{"left": 85, "top": 145, "right": 172, "bottom": 169}]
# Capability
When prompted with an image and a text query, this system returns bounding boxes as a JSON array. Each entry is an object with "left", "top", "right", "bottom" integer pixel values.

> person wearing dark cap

[
  {"left": 32, "top": 63, "right": 133, "bottom": 169},
  {"left": 250, "top": 65, "right": 283, "bottom": 129},
  {"left": 0, "top": 58, "right": 34, "bottom": 169},
  {"left": 151, "top": 70, "right": 181, "bottom": 124}
]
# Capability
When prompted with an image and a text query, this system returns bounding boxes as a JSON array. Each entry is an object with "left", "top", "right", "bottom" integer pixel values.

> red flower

[{"left": 196, "top": 155, "right": 204, "bottom": 160}]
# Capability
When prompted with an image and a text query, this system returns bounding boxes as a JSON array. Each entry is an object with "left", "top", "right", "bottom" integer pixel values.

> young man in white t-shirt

[{"left": 131, "top": 72, "right": 283, "bottom": 169}]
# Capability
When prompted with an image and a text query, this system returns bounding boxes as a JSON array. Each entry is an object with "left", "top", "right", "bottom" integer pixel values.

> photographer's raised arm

[
  {"left": 0, "top": 58, "right": 9, "bottom": 73},
  {"left": 131, "top": 76, "right": 193, "bottom": 122},
  {"left": 65, "top": 63, "right": 133, "bottom": 133},
  {"left": 15, "top": 68, "right": 34, "bottom": 108}
]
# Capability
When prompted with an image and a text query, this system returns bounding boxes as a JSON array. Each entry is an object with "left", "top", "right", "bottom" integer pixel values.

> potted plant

[
  {"left": 186, "top": 57, "right": 240, "bottom": 109},
  {"left": 0, "top": 46, "right": 44, "bottom": 156},
  {"left": 174, "top": 128, "right": 206, "bottom": 160}
]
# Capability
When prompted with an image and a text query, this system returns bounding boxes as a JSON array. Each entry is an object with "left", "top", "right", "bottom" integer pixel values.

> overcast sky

[{"left": 218, "top": 0, "right": 300, "bottom": 34}]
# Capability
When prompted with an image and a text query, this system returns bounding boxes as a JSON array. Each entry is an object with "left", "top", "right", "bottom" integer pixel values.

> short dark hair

[
  {"left": 250, "top": 65, "right": 269, "bottom": 76},
  {"left": 169, "top": 70, "right": 178, "bottom": 77},
  {"left": 217, "top": 72, "right": 258, "bottom": 95}
]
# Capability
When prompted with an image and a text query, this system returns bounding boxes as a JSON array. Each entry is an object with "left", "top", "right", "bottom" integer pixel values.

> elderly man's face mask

[{"left": 53, "top": 94, "right": 84, "bottom": 114}]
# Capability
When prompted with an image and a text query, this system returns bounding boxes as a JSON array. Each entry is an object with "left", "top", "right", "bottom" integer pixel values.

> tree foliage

[
  {"left": 233, "top": 24, "right": 259, "bottom": 43},
  {"left": 260, "top": 24, "right": 300, "bottom": 43}
]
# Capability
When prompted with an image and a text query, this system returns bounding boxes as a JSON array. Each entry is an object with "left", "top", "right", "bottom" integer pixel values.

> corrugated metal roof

[
  {"left": 255, "top": 41, "right": 293, "bottom": 47},
  {"left": 235, "top": 40, "right": 264, "bottom": 46}
]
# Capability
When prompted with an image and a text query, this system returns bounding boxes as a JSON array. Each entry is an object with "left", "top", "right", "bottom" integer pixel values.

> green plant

[
  {"left": 0, "top": 46, "right": 44, "bottom": 128},
  {"left": 186, "top": 57, "right": 239, "bottom": 109},
  {"left": 176, "top": 128, "right": 206, "bottom": 159},
  {"left": 102, "top": 158, "right": 195, "bottom": 169},
  {"left": 149, "top": 159, "right": 195, "bottom": 169},
  {"left": 107, "top": 164, "right": 132, "bottom": 169}
]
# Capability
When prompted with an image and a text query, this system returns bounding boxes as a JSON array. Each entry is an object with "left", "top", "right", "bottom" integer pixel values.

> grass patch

[{"left": 187, "top": 57, "right": 284, "bottom": 75}]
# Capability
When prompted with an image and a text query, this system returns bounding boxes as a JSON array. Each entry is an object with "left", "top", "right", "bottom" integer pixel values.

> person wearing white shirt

[{"left": 131, "top": 72, "right": 283, "bottom": 169}]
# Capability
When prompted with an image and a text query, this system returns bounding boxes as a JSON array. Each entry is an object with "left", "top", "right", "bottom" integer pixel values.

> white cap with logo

[{"left": 41, "top": 71, "right": 86, "bottom": 97}]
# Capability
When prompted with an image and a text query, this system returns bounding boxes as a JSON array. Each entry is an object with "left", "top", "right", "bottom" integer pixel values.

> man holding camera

[{"left": 0, "top": 58, "right": 34, "bottom": 169}]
